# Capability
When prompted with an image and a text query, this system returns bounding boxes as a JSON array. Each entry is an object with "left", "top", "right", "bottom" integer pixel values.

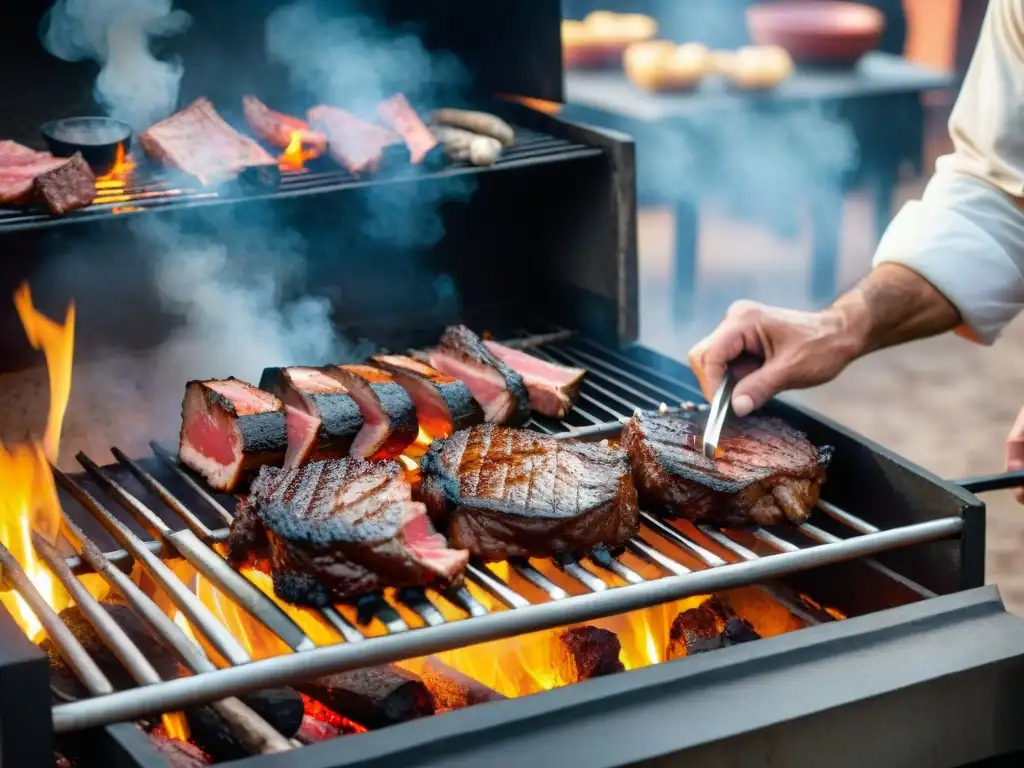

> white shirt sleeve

[{"left": 871, "top": 0, "right": 1024, "bottom": 344}]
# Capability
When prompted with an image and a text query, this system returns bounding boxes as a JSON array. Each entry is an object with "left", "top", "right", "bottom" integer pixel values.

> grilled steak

[
  {"left": 33, "top": 153, "right": 96, "bottom": 214},
  {"left": 377, "top": 93, "right": 439, "bottom": 165},
  {"left": 307, "top": 105, "right": 401, "bottom": 175},
  {"left": 420, "top": 424, "right": 639, "bottom": 560},
  {"left": 0, "top": 142, "right": 95, "bottom": 213},
  {"left": 326, "top": 365, "right": 418, "bottom": 460},
  {"left": 242, "top": 95, "right": 327, "bottom": 153},
  {"left": 665, "top": 596, "right": 760, "bottom": 659},
  {"left": 140, "top": 98, "right": 277, "bottom": 186},
  {"left": 621, "top": 409, "right": 833, "bottom": 527},
  {"left": 179, "top": 378, "right": 287, "bottom": 492},
  {"left": 428, "top": 326, "right": 530, "bottom": 425},
  {"left": 227, "top": 459, "right": 467, "bottom": 605},
  {"left": 483, "top": 341, "right": 586, "bottom": 419},
  {"left": 259, "top": 366, "right": 363, "bottom": 469},
  {"left": 371, "top": 354, "right": 483, "bottom": 438}
]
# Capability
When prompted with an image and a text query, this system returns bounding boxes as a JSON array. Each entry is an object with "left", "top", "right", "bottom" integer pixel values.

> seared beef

[
  {"left": 665, "top": 596, "right": 760, "bottom": 660},
  {"left": 420, "top": 424, "right": 639, "bottom": 560},
  {"left": 428, "top": 326, "right": 530, "bottom": 425},
  {"left": 140, "top": 98, "right": 277, "bottom": 186},
  {"left": 242, "top": 95, "right": 327, "bottom": 153},
  {"left": 0, "top": 142, "right": 95, "bottom": 213},
  {"left": 260, "top": 366, "right": 363, "bottom": 468},
  {"left": 554, "top": 626, "right": 624, "bottom": 681},
  {"left": 621, "top": 409, "right": 833, "bottom": 527},
  {"left": 229, "top": 459, "right": 467, "bottom": 605},
  {"left": 178, "top": 379, "right": 287, "bottom": 493},
  {"left": 307, "top": 105, "right": 402, "bottom": 174},
  {"left": 377, "top": 93, "right": 439, "bottom": 165},
  {"left": 483, "top": 341, "right": 586, "bottom": 419},
  {"left": 326, "top": 365, "right": 418, "bottom": 460},
  {"left": 371, "top": 354, "right": 483, "bottom": 438}
]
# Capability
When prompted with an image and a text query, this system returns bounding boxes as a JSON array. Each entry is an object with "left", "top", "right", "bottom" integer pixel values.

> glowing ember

[
  {"left": 0, "top": 284, "right": 75, "bottom": 640},
  {"left": 279, "top": 130, "right": 320, "bottom": 171}
]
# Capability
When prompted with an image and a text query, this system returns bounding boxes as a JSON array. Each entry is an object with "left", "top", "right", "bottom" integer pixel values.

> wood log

[
  {"left": 666, "top": 596, "right": 761, "bottom": 661},
  {"left": 295, "top": 693, "right": 366, "bottom": 744},
  {"left": 553, "top": 626, "right": 624, "bottom": 682},
  {"left": 297, "top": 665, "right": 435, "bottom": 729},
  {"left": 418, "top": 657, "right": 506, "bottom": 710},
  {"left": 147, "top": 730, "right": 212, "bottom": 767}
]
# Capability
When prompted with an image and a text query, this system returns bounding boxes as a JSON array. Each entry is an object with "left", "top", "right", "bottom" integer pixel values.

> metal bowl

[{"left": 40, "top": 117, "right": 133, "bottom": 176}]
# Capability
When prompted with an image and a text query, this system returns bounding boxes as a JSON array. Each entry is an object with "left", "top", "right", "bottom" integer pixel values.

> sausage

[
  {"left": 434, "top": 125, "right": 503, "bottom": 167},
  {"left": 431, "top": 109, "right": 514, "bottom": 148}
]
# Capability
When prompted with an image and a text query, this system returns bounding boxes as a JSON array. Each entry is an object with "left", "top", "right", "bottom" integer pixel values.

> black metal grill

[{"left": 0, "top": 126, "right": 600, "bottom": 233}]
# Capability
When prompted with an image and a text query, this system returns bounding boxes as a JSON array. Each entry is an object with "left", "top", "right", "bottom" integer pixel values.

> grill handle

[{"left": 956, "top": 470, "right": 1024, "bottom": 495}]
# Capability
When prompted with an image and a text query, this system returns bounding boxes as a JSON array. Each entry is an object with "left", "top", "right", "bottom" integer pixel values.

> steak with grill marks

[
  {"left": 420, "top": 424, "right": 639, "bottom": 561},
  {"left": 428, "top": 326, "right": 530, "bottom": 425},
  {"left": 227, "top": 459, "right": 467, "bottom": 605},
  {"left": 621, "top": 409, "right": 833, "bottom": 527}
]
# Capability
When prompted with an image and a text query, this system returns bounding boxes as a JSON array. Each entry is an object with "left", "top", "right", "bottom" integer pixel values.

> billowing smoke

[{"left": 40, "top": 0, "right": 190, "bottom": 131}]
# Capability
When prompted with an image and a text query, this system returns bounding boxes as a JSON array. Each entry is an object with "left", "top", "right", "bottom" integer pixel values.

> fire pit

[{"left": 1, "top": 2, "right": 1024, "bottom": 768}]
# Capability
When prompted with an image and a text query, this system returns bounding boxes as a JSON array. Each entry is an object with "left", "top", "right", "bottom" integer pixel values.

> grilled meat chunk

[
  {"left": 307, "top": 105, "right": 402, "bottom": 175},
  {"left": 371, "top": 354, "right": 483, "bottom": 438},
  {"left": 428, "top": 326, "right": 530, "bottom": 425},
  {"left": 483, "top": 340, "right": 586, "bottom": 419},
  {"left": 0, "top": 142, "right": 95, "bottom": 213},
  {"left": 228, "top": 459, "right": 467, "bottom": 605},
  {"left": 242, "top": 95, "right": 327, "bottom": 153},
  {"left": 377, "top": 93, "right": 439, "bottom": 165},
  {"left": 0, "top": 140, "right": 70, "bottom": 205},
  {"left": 178, "top": 379, "right": 287, "bottom": 493},
  {"left": 420, "top": 424, "right": 639, "bottom": 560},
  {"left": 260, "top": 366, "right": 363, "bottom": 468},
  {"left": 665, "top": 596, "right": 760, "bottom": 660},
  {"left": 140, "top": 98, "right": 277, "bottom": 186},
  {"left": 326, "top": 365, "right": 418, "bottom": 460},
  {"left": 621, "top": 409, "right": 833, "bottom": 526}
]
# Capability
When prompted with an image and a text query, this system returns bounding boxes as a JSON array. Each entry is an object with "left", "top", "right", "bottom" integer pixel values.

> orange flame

[
  {"left": 0, "top": 284, "right": 75, "bottom": 640},
  {"left": 279, "top": 131, "right": 319, "bottom": 172}
]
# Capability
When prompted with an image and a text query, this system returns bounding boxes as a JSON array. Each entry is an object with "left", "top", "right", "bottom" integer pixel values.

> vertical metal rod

[
  {"left": 0, "top": 540, "right": 114, "bottom": 696},
  {"left": 509, "top": 560, "right": 569, "bottom": 600},
  {"left": 695, "top": 525, "right": 761, "bottom": 562},
  {"left": 150, "top": 442, "right": 235, "bottom": 528},
  {"left": 439, "top": 586, "right": 490, "bottom": 618},
  {"left": 588, "top": 550, "right": 645, "bottom": 585},
  {"left": 626, "top": 538, "right": 691, "bottom": 576},
  {"left": 554, "top": 556, "right": 607, "bottom": 592},
  {"left": 639, "top": 514, "right": 727, "bottom": 568},
  {"left": 112, "top": 447, "right": 215, "bottom": 539},
  {"left": 465, "top": 564, "right": 530, "bottom": 609}
]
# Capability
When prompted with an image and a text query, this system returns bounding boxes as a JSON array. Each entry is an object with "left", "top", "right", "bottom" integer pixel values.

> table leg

[
  {"left": 673, "top": 200, "right": 699, "bottom": 323},
  {"left": 809, "top": 190, "right": 844, "bottom": 304},
  {"left": 873, "top": 164, "right": 898, "bottom": 244}
]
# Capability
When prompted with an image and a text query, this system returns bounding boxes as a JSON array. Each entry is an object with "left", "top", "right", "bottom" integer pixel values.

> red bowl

[{"left": 746, "top": 1, "right": 885, "bottom": 65}]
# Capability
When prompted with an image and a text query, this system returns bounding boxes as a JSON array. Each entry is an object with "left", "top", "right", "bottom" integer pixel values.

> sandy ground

[{"left": 636, "top": 116, "right": 1024, "bottom": 613}]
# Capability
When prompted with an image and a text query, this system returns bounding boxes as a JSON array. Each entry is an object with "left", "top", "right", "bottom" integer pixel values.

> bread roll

[
  {"left": 725, "top": 45, "right": 794, "bottom": 90},
  {"left": 624, "top": 41, "right": 711, "bottom": 92},
  {"left": 563, "top": 12, "right": 658, "bottom": 69}
]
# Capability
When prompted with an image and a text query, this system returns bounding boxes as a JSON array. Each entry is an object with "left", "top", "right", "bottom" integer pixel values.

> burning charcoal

[
  {"left": 296, "top": 693, "right": 367, "bottom": 744},
  {"left": 554, "top": 626, "right": 625, "bottom": 682},
  {"left": 148, "top": 729, "right": 213, "bottom": 767},
  {"left": 182, "top": 689, "right": 301, "bottom": 763},
  {"left": 417, "top": 657, "right": 506, "bottom": 710},
  {"left": 666, "top": 596, "right": 761, "bottom": 660},
  {"left": 297, "top": 665, "right": 435, "bottom": 729}
]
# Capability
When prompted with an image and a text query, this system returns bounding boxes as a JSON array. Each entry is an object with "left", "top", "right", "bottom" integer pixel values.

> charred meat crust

[
  {"left": 260, "top": 367, "right": 364, "bottom": 458},
  {"left": 420, "top": 424, "right": 639, "bottom": 560},
  {"left": 201, "top": 382, "right": 289, "bottom": 455},
  {"left": 371, "top": 355, "right": 484, "bottom": 434},
  {"left": 328, "top": 366, "right": 419, "bottom": 459},
  {"left": 621, "top": 409, "right": 832, "bottom": 527},
  {"left": 434, "top": 325, "right": 530, "bottom": 425}
]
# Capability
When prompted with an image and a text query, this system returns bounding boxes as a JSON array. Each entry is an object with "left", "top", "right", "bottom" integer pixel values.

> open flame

[
  {"left": 0, "top": 284, "right": 76, "bottom": 640},
  {"left": 278, "top": 131, "right": 320, "bottom": 172}
]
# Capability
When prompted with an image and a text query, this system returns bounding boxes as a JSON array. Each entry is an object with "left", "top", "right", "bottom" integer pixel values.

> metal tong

[{"left": 700, "top": 352, "right": 763, "bottom": 460}]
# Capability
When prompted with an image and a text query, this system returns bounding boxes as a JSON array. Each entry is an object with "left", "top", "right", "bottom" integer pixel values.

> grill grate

[
  {"left": 0, "top": 126, "right": 601, "bottom": 233},
  {"left": 8, "top": 331, "right": 964, "bottom": 736}
]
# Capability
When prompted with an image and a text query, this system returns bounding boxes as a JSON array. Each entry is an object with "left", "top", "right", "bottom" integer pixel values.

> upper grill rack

[
  {"left": 14, "top": 332, "right": 964, "bottom": 735},
  {"left": 0, "top": 126, "right": 601, "bottom": 233}
]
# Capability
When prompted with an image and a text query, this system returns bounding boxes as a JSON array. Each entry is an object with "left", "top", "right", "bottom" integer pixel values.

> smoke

[{"left": 41, "top": 0, "right": 190, "bottom": 131}]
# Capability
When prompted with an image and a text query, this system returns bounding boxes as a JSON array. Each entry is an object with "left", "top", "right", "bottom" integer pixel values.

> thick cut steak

[
  {"left": 377, "top": 93, "right": 439, "bottom": 165},
  {"left": 0, "top": 141, "right": 95, "bottom": 213},
  {"left": 428, "top": 326, "right": 530, "bottom": 425},
  {"left": 227, "top": 459, "right": 467, "bottom": 605},
  {"left": 371, "top": 354, "right": 483, "bottom": 438},
  {"left": 326, "top": 365, "right": 418, "bottom": 460},
  {"left": 420, "top": 424, "right": 639, "bottom": 560},
  {"left": 260, "top": 366, "right": 363, "bottom": 469},
  {"left": 243, "top": 95, "right": 327, "bottom": 153},
  {"left": 140, "top": 98, "right": 276, "bottom": 186},
  {"left": 621, "top": 409, "right": 833, "bottom": 526},
  {"left": 307, "top": 105, "right": 401, "bottom": 175},
  {"left": 179, "top": 378, "right": 287, "bottom": 493},
  {"left": 483, "top": 340, "right": 586, "bottom": 419}
]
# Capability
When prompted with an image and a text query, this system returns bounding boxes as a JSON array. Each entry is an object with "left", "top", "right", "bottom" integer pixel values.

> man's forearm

[{"left": 828, "top": 263, "right": 962, "bottom": 357}]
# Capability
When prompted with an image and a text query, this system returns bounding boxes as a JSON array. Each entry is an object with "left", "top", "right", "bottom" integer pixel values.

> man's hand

[
  {"left": 688, "top": 301, "right": 862, "bottom": 417},
  {"left": 1006, "top": 406, "right": 1024, "bottom": 504},
  {"left": 688, "top": 264, "right": 962, "bottom": 416}
]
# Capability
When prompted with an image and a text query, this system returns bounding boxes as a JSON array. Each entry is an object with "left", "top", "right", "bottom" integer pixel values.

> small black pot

[{"left": 41, "top": 117, "right": 133, "bottom": 176}]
